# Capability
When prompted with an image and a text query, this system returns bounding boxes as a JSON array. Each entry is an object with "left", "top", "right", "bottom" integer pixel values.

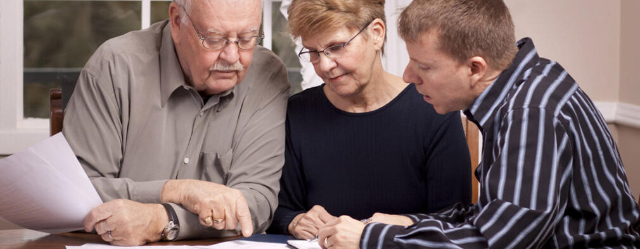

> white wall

[{"left": 506, "top": 0, "right": 621, "bottom": 102}]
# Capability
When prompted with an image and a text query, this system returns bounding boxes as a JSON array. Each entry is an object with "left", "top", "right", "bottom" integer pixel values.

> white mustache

[{"left": 210, "top": 62, "right": 244, "bottom": 71}]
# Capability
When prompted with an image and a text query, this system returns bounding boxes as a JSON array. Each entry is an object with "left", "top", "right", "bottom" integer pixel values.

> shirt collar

[{"left": 464, "top": 37, "right": 540, "bottom": 130}]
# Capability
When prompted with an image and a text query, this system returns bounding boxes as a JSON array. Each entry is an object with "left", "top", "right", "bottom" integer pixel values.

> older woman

[{"left": 266, "top": 0, "right": 471, "bottom": 239}]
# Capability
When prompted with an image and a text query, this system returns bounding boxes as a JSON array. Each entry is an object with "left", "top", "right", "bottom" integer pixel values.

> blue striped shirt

[{"left": 360, "top": 38, "right": 640, "bottom": 248}]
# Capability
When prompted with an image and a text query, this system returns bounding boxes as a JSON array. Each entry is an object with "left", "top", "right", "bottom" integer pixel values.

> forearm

[{"left": 91, "top": 177, "right": 167, "bottom": 203}]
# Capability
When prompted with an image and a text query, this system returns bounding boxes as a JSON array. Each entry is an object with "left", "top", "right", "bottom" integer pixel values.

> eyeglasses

[
  {"left": 298, "top": 21, "right": 372, "bottom": 63},
  {"left": 180, "top": 5, "right": 263, "bottom": 51}
]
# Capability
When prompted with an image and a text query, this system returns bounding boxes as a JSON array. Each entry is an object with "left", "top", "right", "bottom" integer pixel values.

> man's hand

[
  {"left": 370, "top": 212, "right": 414, "bottom": 226},
  {"left": 318, "top": 215, "right": 365, "bottom": 249},
  {"left": 83, "top": 199, "right": 167, "bottom": 246},
  {"left": 161, "top": 179, "right": 253, "bottom": 237},
  {"left": 288, "top": 205, "right": 337, "bottom": 239}
]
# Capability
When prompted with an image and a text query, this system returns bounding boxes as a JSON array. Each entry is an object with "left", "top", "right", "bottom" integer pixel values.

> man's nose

[
  {"left": 218, "top": 41, "right": 240, "bottom": 64},
  {"left": 403, "top": 65, "right": 417, "bottom": 84}
]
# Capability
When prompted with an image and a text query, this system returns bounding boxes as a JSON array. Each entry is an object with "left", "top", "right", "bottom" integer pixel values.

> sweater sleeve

[
  {"left": 267, "top": 116, "right": 306, "bottom": 234},
  {"left": 424, "top": 111, "right": 472, "bottom": 212}
]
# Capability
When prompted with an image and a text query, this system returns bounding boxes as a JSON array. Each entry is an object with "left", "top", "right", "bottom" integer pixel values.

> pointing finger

[{"left": 236, "top": 197, "right": 253, "bottom": 237}]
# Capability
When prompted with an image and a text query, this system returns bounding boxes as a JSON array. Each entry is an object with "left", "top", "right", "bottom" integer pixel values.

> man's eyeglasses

[
  {"left": 180, "top": 5, "right": 263, "bottom": 51},
  {"left": 298, "top": 21, "right": 372, "bottom": 63}
]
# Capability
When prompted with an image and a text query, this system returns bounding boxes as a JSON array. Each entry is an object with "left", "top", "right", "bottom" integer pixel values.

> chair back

[
  {"left": 461, "top": 115, "right": 480, "bottom": 204},
  {"left": 50, "top": 88, "right": 63, "bottom": 136}
]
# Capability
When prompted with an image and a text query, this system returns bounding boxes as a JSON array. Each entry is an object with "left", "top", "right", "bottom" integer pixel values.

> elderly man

[
  {"left": 62, "top": 0, "right": 289, "bottom": 246},
  {"left": 316, "top": 0, "right": 640, "bottom": 248}
]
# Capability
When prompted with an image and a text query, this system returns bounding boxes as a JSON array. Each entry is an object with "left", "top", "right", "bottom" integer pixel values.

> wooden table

[{"left": 0, "top": 229, "right": 239, "bottom": 249}]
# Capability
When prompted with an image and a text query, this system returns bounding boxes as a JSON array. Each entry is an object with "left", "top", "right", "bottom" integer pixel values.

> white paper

[
  {"left": 288, "top": 240, "right": 323, "bottom": 249},
  {"left": 66, "top": 240, "right": 289, "bottom": 249},
  {"left": 208, "top": 240, "right": 288, "bottom": 249},
  {"left": 0, "top": 133, "right": 103, "bottom": 233}
]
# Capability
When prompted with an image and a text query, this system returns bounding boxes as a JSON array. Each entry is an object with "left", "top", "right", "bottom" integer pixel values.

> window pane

[
  {"left": 151, "top": 1, "right": 171, "bottom": 24},
  {"left": 24, "top": 1, "right": 141, "bottom": 118},
  {"left": 270, "top": 1, "right": 303, "bottom": 94}
]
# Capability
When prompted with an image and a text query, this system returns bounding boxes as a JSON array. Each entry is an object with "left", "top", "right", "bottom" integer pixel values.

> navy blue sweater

[{"left": 267, "top": 84, "right": 471, "bottom": 234}]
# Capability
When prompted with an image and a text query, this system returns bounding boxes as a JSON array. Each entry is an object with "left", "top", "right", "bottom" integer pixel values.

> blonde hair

[
  {"left": 287, "top": 0, "right": 387, "bottom": 52},
  {"left": 398, "top": 0, "right": 517, "bottom": 71}
]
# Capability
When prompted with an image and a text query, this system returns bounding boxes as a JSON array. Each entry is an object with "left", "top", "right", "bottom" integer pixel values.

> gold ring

[
  {"left": 213, "top": 218, "right": 224, "bottom": 223},
  {"left": 324, "top": 237, "right": 329, "bottom": 248},
  {"left": 360, "top": 218, "right": 372, "bottom": 224}
]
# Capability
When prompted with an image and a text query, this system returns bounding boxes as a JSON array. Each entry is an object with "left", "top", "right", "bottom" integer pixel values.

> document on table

[
  {"left": 287, "top": 239, "right": 323, "bottom": 249},
  {"left": 0, "top": 133, "right": 103, "bottom": 233},
  {"left": 66, "top": 240, "right": 290, "bottom": 249}
]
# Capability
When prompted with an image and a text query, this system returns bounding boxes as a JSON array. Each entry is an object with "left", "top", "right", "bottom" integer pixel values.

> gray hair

[
  {"left": 173, "top": 0, "right": 263, "bottom": 25},
  {"left": 173, "top": 0, "right": 192, "bottom": 25}
]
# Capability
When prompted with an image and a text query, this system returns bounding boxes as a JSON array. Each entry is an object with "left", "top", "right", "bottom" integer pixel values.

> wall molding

[{"left": 594, "top": 101, "right": 640, "bottom": 129}]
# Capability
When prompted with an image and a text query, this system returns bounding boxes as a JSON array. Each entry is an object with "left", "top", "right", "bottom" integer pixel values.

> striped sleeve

[{"left": 360, "top": 108, "right": 574, "bottom": 249}]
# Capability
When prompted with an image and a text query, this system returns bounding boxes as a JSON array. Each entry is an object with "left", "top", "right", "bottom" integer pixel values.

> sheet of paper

[
  {"left": 66, "top": 240, "right": 289, "bottom": 249},
  {"left": 287, "top": 239, "right": 323, "bottom": 249},
  {"left": 208, "top": 240, "right": 288, "bottom": 249},
  {"left": 0, "top": 133, "right": 103, "bottom": 233}
]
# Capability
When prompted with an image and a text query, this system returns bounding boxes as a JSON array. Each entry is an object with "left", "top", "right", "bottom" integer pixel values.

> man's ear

[
  {"left": 467, "top": 56, "right": 488, "bottom": 88},
  {"left": 369, "top": 18, "right": 385, "bottom": 51},
  {"left": 169, "top": 2, "right": 182, "bottom": 43}
]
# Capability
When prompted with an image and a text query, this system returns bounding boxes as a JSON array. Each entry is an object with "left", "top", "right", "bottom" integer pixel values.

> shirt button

[
  {"left": 199, "top": 112, "right": 204, "bottom": 116},
  {"left": 183, "top": 157, "right": 189, "bottom": 164}
]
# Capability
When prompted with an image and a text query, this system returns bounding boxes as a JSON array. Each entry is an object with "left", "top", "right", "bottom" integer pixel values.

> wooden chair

[
  {"left": 461, "top": 115, "right": 481, "bottom": 204},
  {"left": 50, "top": 88, "right": 64, "bottom": 136}
]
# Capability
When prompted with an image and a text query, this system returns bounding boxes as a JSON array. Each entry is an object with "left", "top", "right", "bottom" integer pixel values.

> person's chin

[
  {"left": 326, "top": 77, "right": 357, "bottom": 95},
  {"left": 205, "top": 78, "right": 238, "bottom": 94}
]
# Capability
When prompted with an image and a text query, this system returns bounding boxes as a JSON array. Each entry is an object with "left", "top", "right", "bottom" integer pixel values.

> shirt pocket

[{"left": 201, "top": 149, "right": 233, "bottom": 184}]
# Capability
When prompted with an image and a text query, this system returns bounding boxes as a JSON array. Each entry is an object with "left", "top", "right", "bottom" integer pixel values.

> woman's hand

[
  {"left": 318, "top": 215, "right": 365, "bottom": 249},
  {"left": 289, "top": 205, "right": 337, "bottom": 239}
]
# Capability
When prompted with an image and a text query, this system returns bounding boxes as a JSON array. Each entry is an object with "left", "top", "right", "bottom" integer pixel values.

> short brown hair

[
  {"left": 398, "top": 0, "right": 517, "bottom": 71},
  {"left": 287, "top": 0, "right": 387, "bottom": 49}
]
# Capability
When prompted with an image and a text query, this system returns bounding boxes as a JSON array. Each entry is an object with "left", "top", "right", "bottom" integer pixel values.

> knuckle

[{"left": 113, "top": 199, "right": 126, "bottom": 207}]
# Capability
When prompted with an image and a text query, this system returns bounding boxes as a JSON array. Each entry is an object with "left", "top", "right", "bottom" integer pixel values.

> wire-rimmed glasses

[
  {"left": 180, "top": 5, "right": 263, "bottom": 50},
  {"left": 298, "top": 21, "right": 372, "bottom": 63}
]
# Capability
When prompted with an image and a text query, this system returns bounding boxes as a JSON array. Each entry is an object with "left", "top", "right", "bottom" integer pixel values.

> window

[{"left": 0, "top": 0, "right": 301, "bottom": 154}]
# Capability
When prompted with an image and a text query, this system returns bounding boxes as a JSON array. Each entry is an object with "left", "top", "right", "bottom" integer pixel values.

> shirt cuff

[
  {"left": 170, "top": 203, "right": 241, "bottom": 240},
  {"left": 131, "top": 179, "right": 167, "bottom": 203},
  {"left": 359, "top": 223, "right": 405, "bottom": 249}
]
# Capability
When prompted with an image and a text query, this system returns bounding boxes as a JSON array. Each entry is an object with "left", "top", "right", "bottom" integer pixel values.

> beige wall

[
  {"left": 505, "top": 0, "right": 621, "bottom": 102},
  {"left": 506, "top": 0, "right": 640, "bottom": 199},
  {"left": 618, "top": 0, "right": 640, "bottom": 199},
  {"left": 620, "top": 0, "right": 640, "bottom": 106}
]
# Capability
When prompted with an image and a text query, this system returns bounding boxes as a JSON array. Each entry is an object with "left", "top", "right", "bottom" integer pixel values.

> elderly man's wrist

[
  {"left": 160, "top": 180, "right": 180, "bottom": 203},
  {"left": 152, "top": 203, "right": 169, "bottom": 241}
]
